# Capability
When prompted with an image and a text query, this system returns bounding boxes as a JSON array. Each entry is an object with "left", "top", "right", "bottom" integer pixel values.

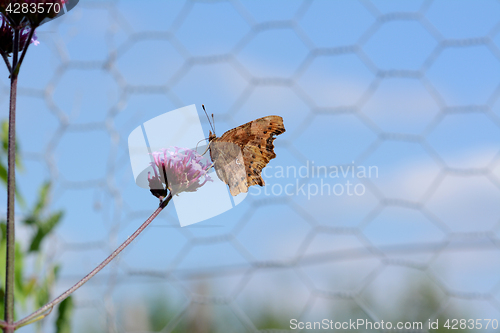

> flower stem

[
  {"left": 14, "top": 193, "right": 173, "bottom": 329},
  {"left": 4, "top": 27, "right": 19, "bottom": 333},
  {"left": 13, "top": 27, "right": 34, "bottom": 76}
]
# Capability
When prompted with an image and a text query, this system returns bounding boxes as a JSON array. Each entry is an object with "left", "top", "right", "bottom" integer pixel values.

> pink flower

[
  {"left": 28, "top": 29, "right": 39, "bottom": 45},
  {"left": 148, "top": 147, "right": 212, "bottom": 197}
]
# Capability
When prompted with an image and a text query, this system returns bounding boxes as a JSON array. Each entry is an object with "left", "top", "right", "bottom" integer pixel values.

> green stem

[
  {"left": 14, "top": 193, "right": 173, "bottom": 329},
  {"left": 4, "top": 27, "right": 19, "bottom": 333}
]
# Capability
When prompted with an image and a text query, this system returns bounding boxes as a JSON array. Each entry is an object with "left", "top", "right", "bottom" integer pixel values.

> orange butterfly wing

[{"left": 209, "top": 116, "right": 285, "bottom": 196}]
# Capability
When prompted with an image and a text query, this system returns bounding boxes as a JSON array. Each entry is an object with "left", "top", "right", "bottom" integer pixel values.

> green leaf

[
  {"left": 14, "top": 242, "right": 26, "bottom": 308},
  {"left": 52, "top": 264, "right": 61, "bottom": 280},
  {"left": 0, "top": 142, "right": 25, "bottom": 207},
  {"left": 22, "top": 215, "right": 37, "bottom": 226},
  {"left": 33, "top": 182, "right": 51, "bottom": 219},
  {"left": 35, "top": 279, "right": 50, "bottom": 309},
  {"left": 0, "top": 121, "right": 22, "bottom": 170},
  {"left": 0, "top": 162, "right": 6, "bottom": 187},
  {"left": 0, "top": 227, "right": 27, "bottom": 316},
  {"left": 0, "top": 222, "right": 6, "bottom": 242},
  {"left": 29, "top": 211, "right": 63, "bottom": 252},
  {"left": 55, "top": 296, "right": 73, "bottom": 333},
  {"left": 1, "top": 121, "right": 8, "bottom": 153},
  {"left": 0, "top": 242, "right": 5, "bottom": 286},
  {"left": 35, "top": 264, "right": 59, "bottom": 309},
  {"left": 0, "top": 287, "right": 4, "bottom": 315},
  {"left": 23, "top": 182, "right": 62, "bottom": 252}
]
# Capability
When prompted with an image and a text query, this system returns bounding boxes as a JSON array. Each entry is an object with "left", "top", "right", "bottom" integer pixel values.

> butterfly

[{"left": 203, "top": 105, "right": 286, "bottom": 196}]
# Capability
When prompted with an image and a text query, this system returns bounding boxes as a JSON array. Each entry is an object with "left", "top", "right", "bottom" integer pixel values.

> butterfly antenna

[
  {"left": 211, "top": 113, "right": 216, "bottom": 134},
  {"left": 202, "top": 104, "right": 215, "bottom": 133}
]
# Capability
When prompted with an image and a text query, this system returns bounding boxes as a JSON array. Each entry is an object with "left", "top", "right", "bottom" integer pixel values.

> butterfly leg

[
  {"left": 195, "top": 138, "right": 210, "bottom": 155},
  {"left": 200, "top": 143, "right": 211, "bottom": 156},
  {"left": 199, "top": 162, "right": 215, "bottom": 179}
]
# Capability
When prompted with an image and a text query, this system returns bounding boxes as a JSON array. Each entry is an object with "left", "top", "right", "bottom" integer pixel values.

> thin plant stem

[
  {"left": 15, "top": 305, "right": 53, "bottom": 329},
  {"left": 13, "top": 27, "right": 35, "bottom": 76},
  {"left": 3, "top": 27, "right": 19, "bottom": 333},
  {"left": 14, "top": 193, "right": 173, "bottom": 329}
]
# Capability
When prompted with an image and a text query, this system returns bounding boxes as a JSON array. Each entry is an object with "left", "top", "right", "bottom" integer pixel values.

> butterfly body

[{"left": 208, "top": 115, "right": 285, "bottom": 196}]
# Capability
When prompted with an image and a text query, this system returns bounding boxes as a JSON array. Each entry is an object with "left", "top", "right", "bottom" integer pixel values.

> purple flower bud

[
  {"left": 148, "top": 147, "right": 212, "bottom": 197},
  {"left": 147, "top": 172, "right": 168, "bottom": 201}
]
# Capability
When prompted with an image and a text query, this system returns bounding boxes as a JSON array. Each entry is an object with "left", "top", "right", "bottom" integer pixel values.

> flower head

[{"left": 148, "top": 147, "right": 212, "bottom": 197}]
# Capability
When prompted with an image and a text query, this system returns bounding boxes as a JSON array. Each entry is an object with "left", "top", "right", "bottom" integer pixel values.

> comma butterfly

[{"left": 203, "top": 105, "right": 286, "bottom": 196}]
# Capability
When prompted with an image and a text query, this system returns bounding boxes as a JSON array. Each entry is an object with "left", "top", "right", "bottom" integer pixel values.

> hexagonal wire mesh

[{"left": 1, "top": 0, "right": 500, "bottom": 332}]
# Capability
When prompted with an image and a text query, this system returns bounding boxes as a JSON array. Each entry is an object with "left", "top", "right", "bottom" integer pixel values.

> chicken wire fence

[{"left": 2, "top": 0, "right": 500, "bottom": 332}]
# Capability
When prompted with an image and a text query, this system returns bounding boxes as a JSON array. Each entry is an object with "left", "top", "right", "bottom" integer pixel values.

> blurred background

[{"left": 0, "top": 0, "right": 500, "bottom": 332}]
